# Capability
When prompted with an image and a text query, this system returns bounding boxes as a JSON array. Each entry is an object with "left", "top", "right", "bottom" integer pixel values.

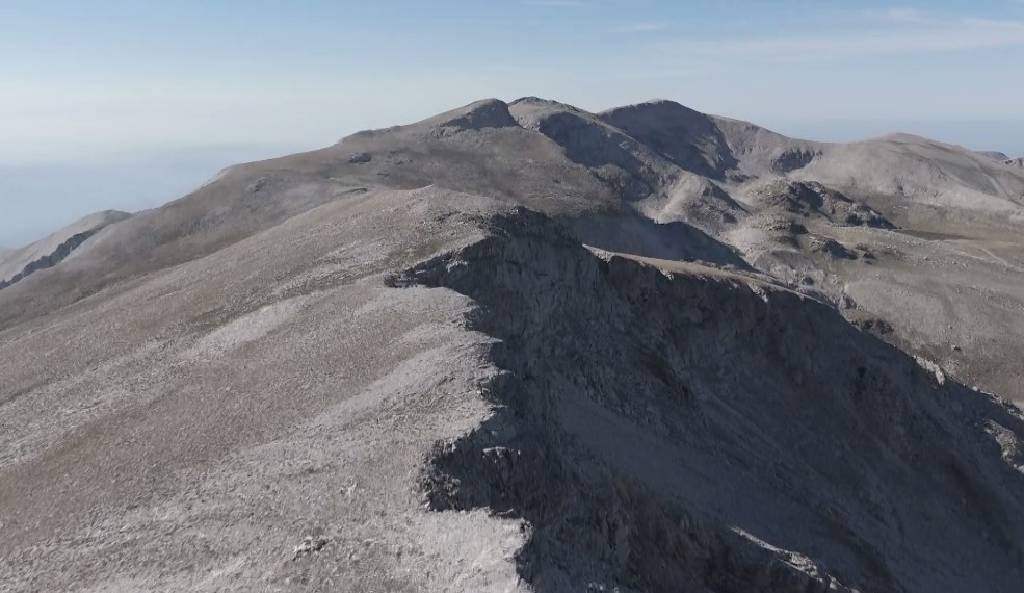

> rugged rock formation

[
  {"left": 748, "top": 180, "right": 894, "bottom": 229},
  {"left": 407, "top": 205, "right": 1024, "bottom": 592}
]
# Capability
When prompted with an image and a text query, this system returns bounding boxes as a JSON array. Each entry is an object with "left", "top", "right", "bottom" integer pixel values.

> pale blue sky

[{"left": 2, "top": 1, "right": 1024, "bottom": 245}]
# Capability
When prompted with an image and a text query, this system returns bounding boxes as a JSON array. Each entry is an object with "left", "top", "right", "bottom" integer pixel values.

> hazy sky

[{"left": 2, "top": 0, "right": 1024, "bottom": 245}]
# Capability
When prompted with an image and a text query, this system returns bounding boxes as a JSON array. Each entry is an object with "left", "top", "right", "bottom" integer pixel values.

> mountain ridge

[
  {"left": 3, "top": 97, "right": 1024, "bottom": 592},
  {"left": 2, "top": 181, "right": 1023, "bottom": 592},
  {"left": 3, "top": 97, "right": 1023, "bottom": 402}
]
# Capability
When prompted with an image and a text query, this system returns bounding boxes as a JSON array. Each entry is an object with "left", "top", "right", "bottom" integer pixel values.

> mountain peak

[
  {"left": 600, "top": 98, "right": 702, "bottom": 117},
  {"left": 598, "top": 98, "right": 738, "bottom": 179},
  {"left": 426, "top": 98, "right": 518, "bottom": 131}
]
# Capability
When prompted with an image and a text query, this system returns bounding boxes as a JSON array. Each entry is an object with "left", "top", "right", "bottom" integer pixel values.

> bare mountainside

[
  {"left": 2, "top": 98, "right": 1024, "bottom": 592},
  {"left": 6, "top": 98, "right": 1022, "bottom": 401}
]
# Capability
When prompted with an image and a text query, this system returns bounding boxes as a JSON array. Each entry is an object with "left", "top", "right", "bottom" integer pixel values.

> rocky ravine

[{"left": 2, "top": 98, "right": 1024, "bottom": 592}]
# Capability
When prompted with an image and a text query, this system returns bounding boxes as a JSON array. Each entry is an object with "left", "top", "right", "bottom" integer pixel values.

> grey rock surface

[{"left": 3, "top": 98, "right": 1024, "bottom": 592}]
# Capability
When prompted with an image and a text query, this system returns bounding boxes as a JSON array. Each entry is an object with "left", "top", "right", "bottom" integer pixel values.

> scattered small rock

[
  {"left": 348, "top": 152, "right": 372, "bottom": 163},
  {"left": 809, "top": 237, "right": 856, "bottom": 259},
  {"left": 915, "top": 356, "right": 947, "bottom": 386},
  {"left": 852, "top": 317, "right": 894, "bottom": 336},
  {"left": 292, "top": 535, "right": 330, "bottom": 560},
  {"left": 247, "top": 177, "right": 268, "bottom": 192}
]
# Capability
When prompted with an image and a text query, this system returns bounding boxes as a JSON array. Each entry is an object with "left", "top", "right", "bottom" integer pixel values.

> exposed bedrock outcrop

[
  {"left": 750, "top": 180, "right": 894, "bottom": 229},
  {"left": 0, "top": 228, "right": 101, "bottom": 291},
  {"left": 0, "top": 210, "right": 130, "bottom": 291},
  {"left": 388, "top": 207, "right": 1024, "bottom": 593}
]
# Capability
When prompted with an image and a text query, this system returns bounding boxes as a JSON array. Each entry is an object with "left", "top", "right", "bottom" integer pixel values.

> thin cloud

[
  {"left": 654, "top": 18, "right": 1024, "bottom": 62},
  {"left": 612, "top": 67, "right": 699, "bottom": 80},
  {"left": 610, "top": 23, "right": 670, "bottom": 33},
  {"left": 963, "top": 17, "right": 1024, "bottom": 27},
  {"left": 523, "top": 0, "right": 589, "bottom": 7},
  {"left": 864, "top": 7, "right": 926, "bottom": 23}
]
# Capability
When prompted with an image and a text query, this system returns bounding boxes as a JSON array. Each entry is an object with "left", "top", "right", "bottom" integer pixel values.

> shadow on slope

[{"left": 571, "top": 210, "right": 752, "bottom": 270}]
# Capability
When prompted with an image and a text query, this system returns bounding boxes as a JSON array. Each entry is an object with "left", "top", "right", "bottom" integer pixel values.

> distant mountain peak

[
  {"left": 599, "top": 97, "right": 702, "bottom": 117},
  {"left": 426, "top": 98, "right": 518, "bottom": 131}
]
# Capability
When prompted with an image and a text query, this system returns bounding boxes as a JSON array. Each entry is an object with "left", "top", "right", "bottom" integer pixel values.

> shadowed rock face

[
  {"left": 0, "top": 228, "right": 102, "bottom": 290},
  {"left": 0, "top": 210, "right": 130, "bottom": 289},
  {"left": 3, "top": 98, "right": 1024, "bottom": 592}
]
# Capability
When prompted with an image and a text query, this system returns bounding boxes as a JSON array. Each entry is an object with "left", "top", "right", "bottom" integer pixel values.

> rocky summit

[{"left": 2, "top": 98, "right": 1024, "bottom": 592}]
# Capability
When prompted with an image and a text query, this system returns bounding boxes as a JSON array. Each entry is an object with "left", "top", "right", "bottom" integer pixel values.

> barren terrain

[{"left": 2, "top": 98, "right": 1023, "bottom": 592}]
